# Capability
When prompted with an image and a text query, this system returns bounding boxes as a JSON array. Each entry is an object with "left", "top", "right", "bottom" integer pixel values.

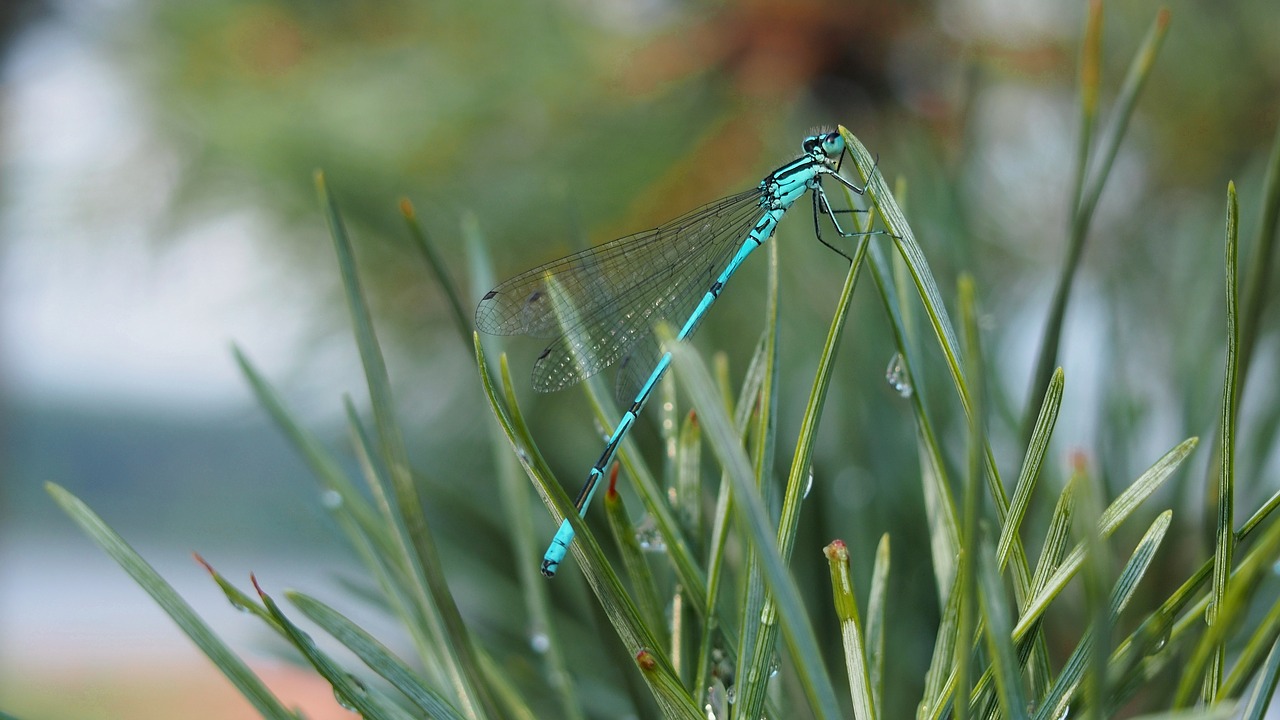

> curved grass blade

[
  {"left": 1238, "top": 114, "right": 1280, "bottom": 386},
  {"left": 1240, "top": 634, "right": 1280, "bottom": 720},
  {"left": 1205, "top": 182, "right": 1240, "bottom": 701},
  {"left": 46, "top": 483, "right": 299, "bottom": 720},
  {"left": 252, "top": 578, "right": 416, "bottom": 720},
  {"left": 603, "top": 468, "right": 666, "bottom": 634},
  {"left": 318, "top": 172, "right": 496, "bottom": 720},
  {"left": 999, "top": 367, "right": 1064, "bottom": 572},
  {"left": 1214, "top": 585, "right": 1280, "bottom": 700},
  {"left": 1026, "top": 8, "right": 1171, "bottom": 429},
  {"left": 288, "top": 591, "right": 468, "bottom": 720},
  {"left": 1012, "top": 437, "right": 1197, "bottom": 641},
  {"left": 737, "top": 222, "right": 872, "bottom": 720},
  {"left": 842, "top": 129, "right": 1038, "bottom": 611},
  {"left": 866, "top": 239, "right": 960, "bottom": 605},
  {"left": 401, "top": 198, "right": 472, "bottom": 348},
  {"left": 475, "top": 334, "right": 703, "bottom": 720},
  {"left": 825, "top": 540, "right": 877, "bottom": 720},
  {"left": 976, "top": 535, "right": 1028, "bottom": 720},
  {"left": 867, "top": 534, "right": 890, "bottom": 714},
  {"left": 1033, "top": 511, "right": 1172, "bottom": 720},
  {"left": 664, "top": 327, "right": 842, "bottom": 720}
]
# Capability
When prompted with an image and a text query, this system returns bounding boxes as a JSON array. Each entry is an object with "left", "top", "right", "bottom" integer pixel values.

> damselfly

[{"left": 476, "top": 130, "right": 881, "bottom": 576}]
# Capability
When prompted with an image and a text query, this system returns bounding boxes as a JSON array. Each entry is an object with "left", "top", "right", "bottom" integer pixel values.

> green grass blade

[
  {"left": 1033, "top": 510, "right": 1171, "bottom": 720},
  {"left": 1026, "top": 8, "right": 1171, "bottom": 421},
  {"left": 843, "top": 129, "right": 1036, "bottom": 607},
  {"left": 1240, "top": 634, "right": 1280, "bottom": 720},
  {"left": 825, "top": 540, "right": 877, "bottom": 720},
  {"left": 954, "top": 275, "right": 985, "bottom": 720},
  {"left": 317, "top": 172, "right": 495, "bottom": 720},
  {"left": 1205, "top": 182, "right": 1240, "bottom": 701},
  {"left": 400, "top": 198, "right": 472, "bottom": 348},
  {"left": 918, "top": 573, "right": 962, "bottom": 720},
  {"left": 1238, "top": 113, "right": 1280, "bottom": 386},
  {"left": 288, "top": 591, "right": 468, "bottom": 720},
  {"left": 474, "top": 334, "right": 703, "bottom": 719},
  {"left": 737, "top": 214, "right": 872, "bottom": 720},
  {"left": 867, "top": 534, "right": 890, "bottom": 714},
  {"left": 234, "top": 347, "right": 396, "bottom": 561},
  {"left": 1013, "top": 437, "right": 1196, "bottom": 640},
  {"left": 999, "top": 367, "right": 1064, "bottom": 572},
  {"left": 663, "top": 326, "right": 842, "bottom": 720},
  {"left": 1221, "top": 591, "right": 1280, "bottom": 699},
  {"left": 604, "top": 469, "right": 667, "bottom": 634},
  {"left": 46, "top": 483, "right": 299, "bottom": 720},
  {"left": 252, "top": 578, "right": 414, "bottom": 720},
  {"left": 1172, "top": 511, "right": 1280, "bottom": 708},
  {"left": 867, "top": 229, "right": 959, "bottom": 609},
  {"left": 976, "top": 535, "right": 1028, "bottom": 720}
]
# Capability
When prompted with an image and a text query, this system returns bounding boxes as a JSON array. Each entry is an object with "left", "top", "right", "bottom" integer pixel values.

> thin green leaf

[
  {"left": 1000, "top": 367, "right": 1065, "bottom": 572},
  {"left": 1012, "top": 437, "right": 1196, "bottom": 641},
  {"left": 474, "top": 334, "right": 703, "bottom": 720},
  {"left": 738, "top": 193, "right": 873, "bottom": 720},
  {"left": 1221, "top": 590, "right": 1280, "bottom": 699},
  {"left": 1238, "top": 109, "right": 1280, "bottom": 387},
  {"left": 663, "top": 326, "right": 843, "bottom": 720},
  {"left": 954, "top": 275, "right": 985, "bottom": 720},
  {"left": 867, "top": 533, "right": 891, "bottom": 714},
  {"left": 1026, "top": 8, "right": 1171, "bottom": 420},
  {"left": 1240, "top": 635, "right": 1280, "bottom": 720},
  {"left": 400, "top": 198, "right": 471, "bottom": 347},
  {"left": 824, "top": 540, "right": 877, "bottom": 720},
  {"left": 45, "top": 483, "right": 299, "bottom": 720},
  {"left": 976, "top": 534, "right": 1028, "bottom": 720},
  {"left": 1034, "top": 511, "right": 1172, "bottom": 720},
  {"left": 918, "top": 573, "right": 962, "bottom": 720},
  {"left": 317, "top": 172, "right": 496, "bottom": 720},
  {"left": 253, "top": 577, "right": 415, "bottom": 720},
  {"left": 1205, "top": 181, "right": 1240, "bottom": 701},
  {"left": 288, "top": 592, "right": 468, "bottom": 720},
  {"left": 604, "top": 468, "right": 667, "bottom": 634}
]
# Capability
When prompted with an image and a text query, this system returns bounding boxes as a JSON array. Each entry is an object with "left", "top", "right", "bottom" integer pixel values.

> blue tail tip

[{"left": 540, "top": 558, "right": 559, "bottom": 578}]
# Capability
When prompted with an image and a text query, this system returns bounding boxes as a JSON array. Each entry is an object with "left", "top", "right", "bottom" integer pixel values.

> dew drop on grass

[
  {"left": 320, "top": 490, "right": 343, "bottom": 509},
  {"left": 803, "top": 466, "right": 814, "bottom": 499},
  {"left": 885, "top": 352, "right": 912, "bottom": 397},
  {"left": 635, "top": 516, "right": 667, "bottom": 553},
  {"left": 530, "top": 632, "right": 551, "bottom": 654}
]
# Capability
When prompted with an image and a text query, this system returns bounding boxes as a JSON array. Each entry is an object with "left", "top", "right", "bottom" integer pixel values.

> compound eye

[
  {"left": 822, "top": 133, "right": 845, "bottom": 157},
  {"left": 802, "top": 135, "right": 821, "bottom": 154}
]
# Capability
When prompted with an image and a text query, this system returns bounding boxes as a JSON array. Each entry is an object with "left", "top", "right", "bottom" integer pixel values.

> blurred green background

[{"left": 1, "top": 0, "right": 1278, "bottom": 717}]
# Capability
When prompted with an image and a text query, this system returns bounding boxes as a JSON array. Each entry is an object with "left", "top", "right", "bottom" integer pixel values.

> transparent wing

[{"left": 475, "top": 188, "right": 766, "bottom": 393}]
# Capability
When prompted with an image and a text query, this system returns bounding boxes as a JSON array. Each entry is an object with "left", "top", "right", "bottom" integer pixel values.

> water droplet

[
  {"left": 884, "top": 352, "right": 913, "bottom": 397},
  {"left": 1056, "top": 706, "right": 1070, "bottom": 720},
  {"left": 228, "top": 597, "right": 253, "bottom": 614},
  {"left": 768, "top": 653, "right": 781, "bottom": 678},
  {"left": 725, "top": 685, "right": 736, "bottom": 704},
  {"left": 635, "top": 516, "right": 667, "bottom": 553},
  {"left": 803, "top": 467, "right": 814, "bottom": 499},
  {"left": 334, "top": 689, "right": 357, "bottom": 711},
  {"left": 320, "top": 490, "right": 343, "bottom": 509},
  {"left": 530, "top": 632, "right": 550, "bottom": 654},
  {"left": 333, "top": 677, "right": 366, "bottom": 711}
]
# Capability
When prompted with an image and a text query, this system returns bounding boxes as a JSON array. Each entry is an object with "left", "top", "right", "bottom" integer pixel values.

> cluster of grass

[{"left": 37, "top": 4, "right": 1280, "bottom": 719}]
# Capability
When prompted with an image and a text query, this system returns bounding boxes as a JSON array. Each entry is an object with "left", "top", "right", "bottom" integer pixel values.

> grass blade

[
  {"left": 866, "top": 534, "right": 890, "bottom": 714},
  {"left": 46, "top": 483, "right": 299, "bottom": 720},
  {"left": 1026, "top": 8, "right": 1171, "bottom": 421},
  {"left": 664, "top": 326, "right": 843, "bottom": 720},
  {"left": 1239, "top": 634, "right": 1280, "bottom": 720},
  {"left": 475, "top": 334, "right": 703, "bottom": 719},
  {"left": 400, "top": 198, "right": 472, "bottom": 348},
  {"left": 317, "top": 172, "right": 496, "bottom": 720},
  {"left": 289, "top": 591, "right": 468, "bottom": 720},
  {"left": 824, "top": 539, "right": 877, "bottom": 720},
  {"left": 1205, "top": 182, "right": 1240, "bottom": 700}
]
